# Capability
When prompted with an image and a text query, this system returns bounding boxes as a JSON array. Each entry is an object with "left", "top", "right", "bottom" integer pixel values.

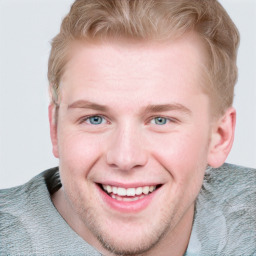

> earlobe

[
  {"left": 207, "top": 107, "right": 236, "bottom": 168},
  {"left": 48, "top": 103, "right": 59, "bottom": 158}
]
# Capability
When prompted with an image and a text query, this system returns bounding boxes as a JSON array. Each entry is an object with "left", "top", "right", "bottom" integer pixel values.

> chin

[
  {"left": 84, "top": 210, "right": 173, "bottom": 256},
  {"left": 96, "top": 229, "right": 164, "bottom": 256}
]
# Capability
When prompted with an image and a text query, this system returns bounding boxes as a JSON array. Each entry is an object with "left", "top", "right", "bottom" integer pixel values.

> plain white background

[{"left": 0, "top": 0, "right": 255, "bottom": 189}]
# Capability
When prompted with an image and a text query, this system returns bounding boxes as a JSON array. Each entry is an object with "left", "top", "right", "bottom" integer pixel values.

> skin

[{"left": 50, "top": 33, "right": 235, "bottom": 256}]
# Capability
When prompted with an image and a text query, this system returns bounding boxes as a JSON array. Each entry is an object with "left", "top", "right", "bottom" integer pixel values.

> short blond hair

[{"left": 48, "top": 0, "right": 239, "bottom": 115}]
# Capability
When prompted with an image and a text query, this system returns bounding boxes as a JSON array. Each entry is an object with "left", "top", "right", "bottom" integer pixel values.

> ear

[
  {"left": 207, "top": 107, "right": 236, "bottom": 168},
  {"left": 49, "top": 103, "right": 59, "bottom": 158}
]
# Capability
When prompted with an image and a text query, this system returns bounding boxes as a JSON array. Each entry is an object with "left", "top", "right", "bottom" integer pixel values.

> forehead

[{"left": 59, "top": 33, "right": 209, "bottom": 110}]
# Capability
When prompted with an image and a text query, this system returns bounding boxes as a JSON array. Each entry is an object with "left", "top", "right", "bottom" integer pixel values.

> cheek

[
  {"left": 58, "top": 130, "right": 105, "bottom": 176},
  {"left": 152, "top": 131, "right": 209, "bottom": 209},
  {"left": 150, "top": 129, "right": 209, "bottom": 180}
]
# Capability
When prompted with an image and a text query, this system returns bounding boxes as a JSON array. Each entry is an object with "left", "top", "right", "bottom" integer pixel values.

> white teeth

[
  {"left": 102, "top": 184, "right": 157, "bottom": 197},
  {"left": 127, "top": 188, "right": 136, "bottom": 196},
  {"left": 136, "top": 187, "right": 143, "bottom": 195},
  {"left": 111, "top": 194, "right": 146, "bottom": 202},
  {"left": 123, "top": 196, "right": 138, "bottom": 202},
  {"left": 106, "top": 185, "right": 112, "bottom": 193},
  {"left": 117, "top": 187, "right": 126, "bottom": 196},
  {"left": 112, "top": 187, "right": 118, "bottom": 194},
  {"left": 143, "top": 186, "right": 149, "bottom": 195}
]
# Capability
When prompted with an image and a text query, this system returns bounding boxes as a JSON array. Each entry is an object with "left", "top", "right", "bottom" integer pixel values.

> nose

[{"left": 106, "top": 123, "right": 148, "bottom": 171}]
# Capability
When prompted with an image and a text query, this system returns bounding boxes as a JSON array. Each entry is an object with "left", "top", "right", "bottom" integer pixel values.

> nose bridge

[{"left": 106, "top": 120, "right": 147, "bottom": 170}]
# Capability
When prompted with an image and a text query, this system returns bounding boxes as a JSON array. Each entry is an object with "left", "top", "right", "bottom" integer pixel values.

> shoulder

[
  {"left": 0, "top": 168, "right": 59, "bottom": 254},
  {"left": 0, "top": 167, "right": 60, "bottom": 214},
  {"left": 204, "top": 163, "right": 255, "bottom": 187},
  {"left": 0, "top": 168, "right": 100, "bottom": 255},
  {"left": 187, "top": 163, "right": 256, "bottom": 256},
  {"left": 202, "top": 163, "right": 255, "bottom": 214},
  {"left": 202, "top": 163, "right": 255, "bottom": 203}
]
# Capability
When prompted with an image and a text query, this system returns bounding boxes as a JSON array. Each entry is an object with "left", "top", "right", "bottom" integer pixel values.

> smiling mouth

[{"left": 99, "top": 184, "right": 161, "bottom": 202}]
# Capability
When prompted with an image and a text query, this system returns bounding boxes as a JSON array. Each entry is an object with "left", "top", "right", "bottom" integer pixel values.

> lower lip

[{"left": 97, "top": 185, "right": 158, "bottom": 213}]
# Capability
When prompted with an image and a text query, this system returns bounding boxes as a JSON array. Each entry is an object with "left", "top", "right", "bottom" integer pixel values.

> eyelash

[
  {"left": 79, "top": 115, "right": 109, "bottom": 125},
  {"left": 149, "top": 116, "right": 176, "bottom": 125},
  {"left": 79, "top": 115, "right": 178, "bottom": 126}
]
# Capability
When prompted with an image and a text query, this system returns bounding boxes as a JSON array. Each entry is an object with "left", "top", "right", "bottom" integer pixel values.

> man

[{"left": 0, "top": 0, "right": 255, "bottom": 255}]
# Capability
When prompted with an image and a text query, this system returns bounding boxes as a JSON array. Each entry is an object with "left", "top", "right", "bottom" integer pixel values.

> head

[
  {"left": 48, "top": 0, "right": 239, "bottom": 116},
  {"left": 48, "top": 0, "right": 239, "bottom": 255}
]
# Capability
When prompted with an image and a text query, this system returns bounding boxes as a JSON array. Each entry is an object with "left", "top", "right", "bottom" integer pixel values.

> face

[{"left": 51, "top": 35, "right": 215, "bottom": 255}]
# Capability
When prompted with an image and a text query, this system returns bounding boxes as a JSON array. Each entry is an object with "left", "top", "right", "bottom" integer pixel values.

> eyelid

[
  {"left": 78, "top": 114, "right": 110, "bottom": 124},
  {"left": 77, "top": 114, "right": 179, "bottom": 126},
  {"left": 148, "top": 115, "right": 178, "bottom": 124}
]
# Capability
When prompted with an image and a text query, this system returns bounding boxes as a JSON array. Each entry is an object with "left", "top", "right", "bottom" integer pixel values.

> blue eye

[
  {"left": 86, "top": 116, "right": 105, "bottom": 125},
  {"left": 152, "top": 117, "right": 168, "bottom": 125}
]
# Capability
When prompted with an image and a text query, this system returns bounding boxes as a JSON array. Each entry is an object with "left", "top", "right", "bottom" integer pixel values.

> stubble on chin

[{"left": 77, "top": 203, "right": 176, "bottom": 256}]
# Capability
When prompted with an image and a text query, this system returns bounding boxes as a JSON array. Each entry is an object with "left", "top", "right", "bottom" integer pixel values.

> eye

[
  {"left": 85, "top": 115, "right": 106, "bottom": 125},
  {"left": 151, "top": 117, "right": 168, "bottom": 125}
]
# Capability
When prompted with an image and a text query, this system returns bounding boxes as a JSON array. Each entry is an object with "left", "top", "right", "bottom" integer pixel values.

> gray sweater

[{"left": 1, "top": 164, "right": 255, "bottom": 255}]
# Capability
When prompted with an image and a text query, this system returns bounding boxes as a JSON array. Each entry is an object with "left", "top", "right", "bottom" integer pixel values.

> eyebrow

[
  {"left": 68, "top": 100, "right": 108, "bottom": 111},
  {"left": 67, "top": 100, "right": 191, "bottom": 115},
  {"left": 143, "top": 104, "right": 192, "bottom": 115}
]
